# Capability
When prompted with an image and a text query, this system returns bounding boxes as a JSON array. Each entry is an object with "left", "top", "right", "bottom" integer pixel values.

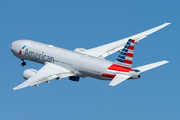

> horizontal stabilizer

[
  {"left": 133, "top": 60, "right": 169, "bottom": 73},
  {"left": 109, "top": 74, "right": 131, "bottom": 86}
]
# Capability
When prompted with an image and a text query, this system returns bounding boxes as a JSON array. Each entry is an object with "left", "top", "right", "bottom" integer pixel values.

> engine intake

[{"left": 23, "top": 69, "right": 37, "bottom": 80}]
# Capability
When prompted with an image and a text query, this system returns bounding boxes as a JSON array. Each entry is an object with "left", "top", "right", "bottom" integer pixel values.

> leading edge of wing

[
  {"left": 12, "top": 63, "right": 74, "bottom": 90},
  {"left": 83, "top": 23, "right": 171, "bottom": 58}
]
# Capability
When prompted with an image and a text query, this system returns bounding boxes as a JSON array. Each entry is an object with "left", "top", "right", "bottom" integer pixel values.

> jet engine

[
  {"left": 69, "top": 76, "right": 80, "bottom": 81},
  {"left": 23, "top": 69, "right": 37, "bottom": 80}
]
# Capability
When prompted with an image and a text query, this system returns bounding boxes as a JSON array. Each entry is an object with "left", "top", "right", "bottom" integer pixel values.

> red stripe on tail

[
  {"left": 126, "top": 53, "right": 133, "bottom": 57},
  {"left": 128, "top": 46, "right": 134, "bottom": 50},
  {"left": 108, "top": 64, "right": 131, "bottom": 72},
  {"left": 123, "top": 60, "right": 132, "bottom": 64},
  {"left": 131, "top": 39, "right": 135, "bottom": 43}
]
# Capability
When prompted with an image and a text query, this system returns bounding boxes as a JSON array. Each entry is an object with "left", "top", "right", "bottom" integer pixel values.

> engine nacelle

[
  {"left": 23, "top": 69, "right": 37, "bottom": 80},
  {"left": 69, "top": 76, "right": 80, "bottom": 81}
]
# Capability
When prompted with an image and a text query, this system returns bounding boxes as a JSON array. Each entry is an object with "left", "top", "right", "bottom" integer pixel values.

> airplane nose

[
  {"left": 9, "top": 42, "right": 13, "bottom": 52},
  {"left": 10, "top": 41, "right": 19, "bottom": 54},
  {"left": 9, "top": 43, "right": 13, "bottom": 51}
]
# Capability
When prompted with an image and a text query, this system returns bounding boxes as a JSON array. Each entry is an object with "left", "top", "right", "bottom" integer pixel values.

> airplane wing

[
  {"left": 77, "top": 23, "right": 170, "bottom": 59},
  {"left": 109, "top": 74, "right": 131, "bottom": 86},
  {"left": 133, "top": 60, "right": 169, "bottom": 73},
  {"left": 12, "top": 62, "right": 75, "bottom": 90}
]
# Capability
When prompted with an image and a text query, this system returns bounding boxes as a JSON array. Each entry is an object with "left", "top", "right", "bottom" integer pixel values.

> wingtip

[
  {"left": 109, "top": 83, "right": 115, "bottom": 86},
  {"left": 163, "top": 60, "right": 169, "bottom": 64},
  {"left": 11, "top": 88, "right": 15, "bottom": 90},
  {"left": 164, "top": 23, "right": 171, "bottom": 26}
]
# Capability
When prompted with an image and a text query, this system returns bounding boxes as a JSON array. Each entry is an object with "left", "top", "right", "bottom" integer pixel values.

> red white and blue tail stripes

[
  {"left": 115, "top": 39, "right": 135, "bottom": 69},
  {"left": 107, "top": 39, "right": 135, "bottom": 73}
]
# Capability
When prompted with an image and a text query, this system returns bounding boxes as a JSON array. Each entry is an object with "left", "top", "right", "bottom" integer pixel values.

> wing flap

[
  {"left": 109, "top": 74, "right": 131, "bottom": 86},
  {"left": 12, "top": 63, "right": 74, "bottom": 90}
]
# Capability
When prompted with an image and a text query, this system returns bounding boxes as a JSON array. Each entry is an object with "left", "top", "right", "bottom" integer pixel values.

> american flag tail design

[{"left": 115, "top": 39, "right": 135, "bottom": 71}]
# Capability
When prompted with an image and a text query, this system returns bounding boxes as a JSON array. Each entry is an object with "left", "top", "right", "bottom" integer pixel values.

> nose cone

[
  {"left": 10, "top": 40, "right": 23, "bottom": 54},
  {"left": 9, "top": 43, "right": 12, "bottom": 51},
  {"left": 10, "top": 41, "right": 17, "bottom": 53},
  {"left": 10, "top": 40, "right": 30, "bottom": 56}
]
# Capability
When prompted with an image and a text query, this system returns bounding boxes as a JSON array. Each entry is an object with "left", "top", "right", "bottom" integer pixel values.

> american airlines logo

[
  {"left": 19, "top": 45, "right": 26, "bottom": 54},
  {"left": 24, "top": 48, "right": 54, "bottom": 63}
]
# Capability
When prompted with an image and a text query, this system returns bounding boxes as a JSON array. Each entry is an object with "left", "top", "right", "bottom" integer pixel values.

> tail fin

[{"left": 115, "top": 39, "right": 135, "bottom": 70}]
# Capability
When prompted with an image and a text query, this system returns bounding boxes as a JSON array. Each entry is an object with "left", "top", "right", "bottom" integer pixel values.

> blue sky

[{"left": 1, "top": 0, "right": 180, "bottom": 120}]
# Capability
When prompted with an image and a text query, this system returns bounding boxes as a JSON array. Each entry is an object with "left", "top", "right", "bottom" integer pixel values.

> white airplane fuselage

[
  {"left": 9, "top": 23, "right": 171, "bottom": 90},
  {"left": 10, "top": 40, "right": 138, "bottom": 81}
]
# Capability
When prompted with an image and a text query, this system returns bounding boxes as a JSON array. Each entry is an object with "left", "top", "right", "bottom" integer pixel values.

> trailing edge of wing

[
  {"left": 109, "top": 74, "right": 131, "bottom": 86},
  {"left": 133, "top": 60, "right": 169, "bottom": 73},
  {"left": 81, "top": 23, "right": 170, "bottom": 58},
  {"left": 12, "top": 63, "right": 74, "bottom": 90}
]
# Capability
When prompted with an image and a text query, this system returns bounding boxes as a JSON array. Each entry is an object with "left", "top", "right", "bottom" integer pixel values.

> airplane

[{"left": 10, "top": 23, "right": 170, "bottom": 90}]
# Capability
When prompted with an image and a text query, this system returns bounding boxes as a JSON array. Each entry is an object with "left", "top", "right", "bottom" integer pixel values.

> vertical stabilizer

[
  {"left": 107, "top": 39, "right": 135, "bottom": 73},
  {"left": 115, "top": 39, "right": 135, "bottom": 70}
]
